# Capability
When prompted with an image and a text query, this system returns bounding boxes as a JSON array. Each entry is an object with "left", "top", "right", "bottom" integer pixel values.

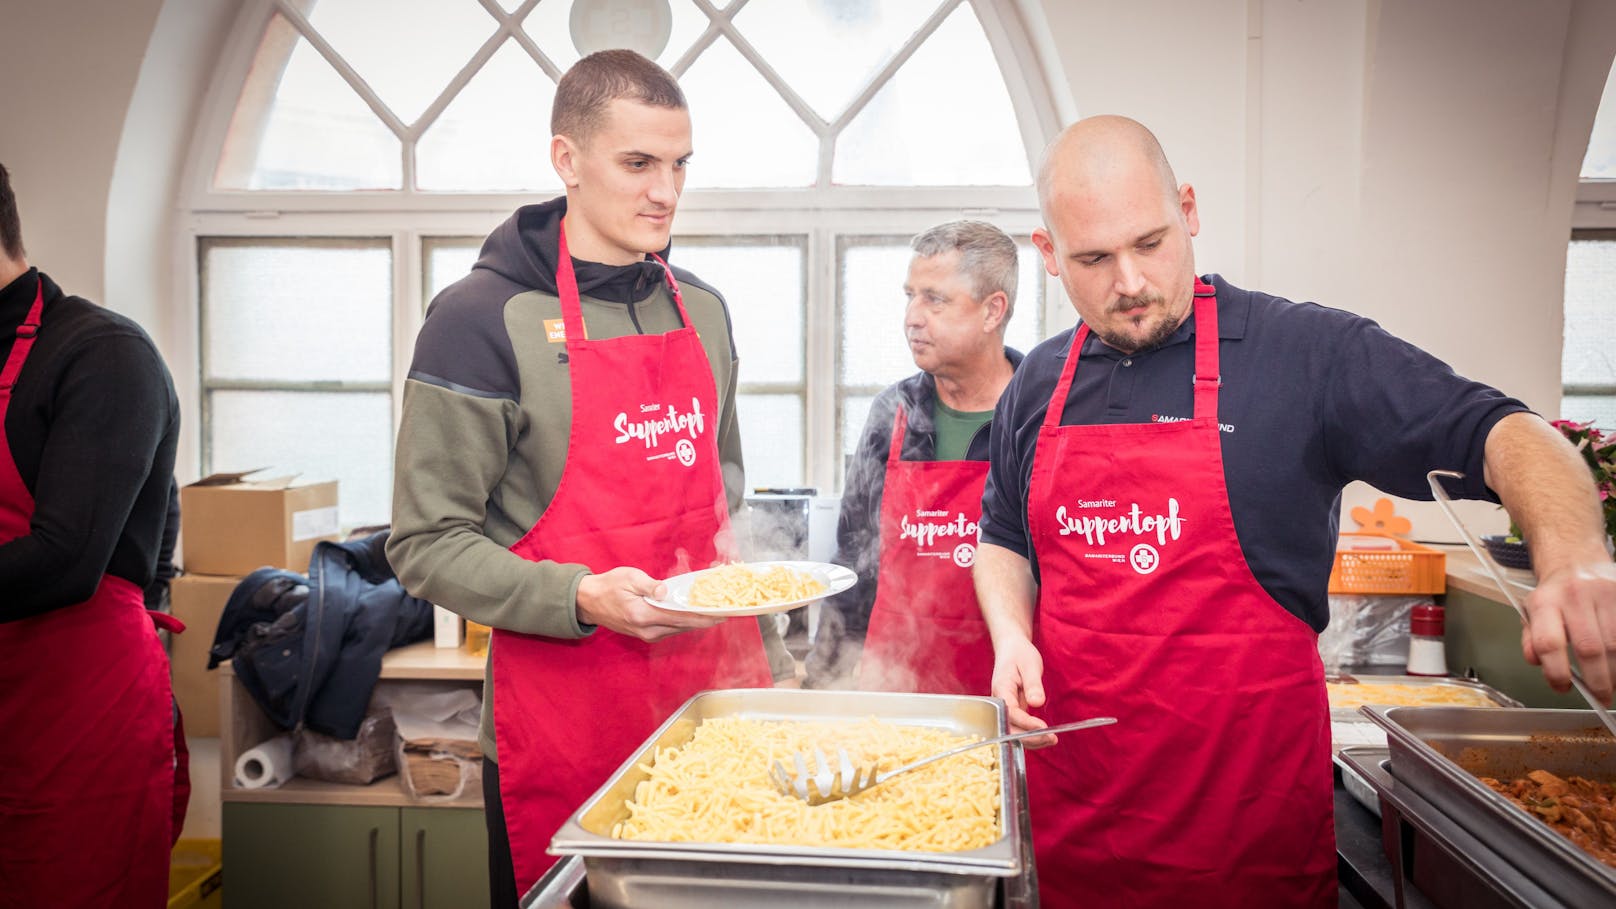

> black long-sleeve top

[{"left": 0, "top": 269, "right": 179, "bottom": 622}]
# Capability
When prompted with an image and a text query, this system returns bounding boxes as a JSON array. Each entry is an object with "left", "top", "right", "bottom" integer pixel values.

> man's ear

[
  {"left": 1031, "top": 227, "right": 1060, "bottom": 277},
  {"left": 552, "top": 134, "right": 581, "bottom": 189},
  {"left": 982, "top": 290, "right": 1010, "bottom": 334}
]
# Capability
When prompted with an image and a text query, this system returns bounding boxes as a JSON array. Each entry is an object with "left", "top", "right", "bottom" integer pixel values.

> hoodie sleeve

[{"left": 387, "top": 281, "right": 593, "bottom": 639}]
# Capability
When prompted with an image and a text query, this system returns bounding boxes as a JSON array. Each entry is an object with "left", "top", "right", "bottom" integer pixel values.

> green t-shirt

[{"left": 933, "top": 399, "right": 995, "bottom": 461}]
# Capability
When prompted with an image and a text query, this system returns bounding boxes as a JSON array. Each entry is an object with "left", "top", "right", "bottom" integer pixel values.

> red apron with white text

[
  {"left": 493, "top": 226, "right": 772, "bottom": 892},
  {"left": 1024, "top": 284, "right": 1334, "bottom": 908},
  {"left": 0, "top": 279, "right": 188, "bottom": 909},
  {"left": 859, "top": 404, "right": 995, "bottom": 694}
]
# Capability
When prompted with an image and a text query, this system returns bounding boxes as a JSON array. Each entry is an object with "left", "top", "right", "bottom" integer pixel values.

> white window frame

[{"left": 174, "top": 0, "right": 1065, "bottom": 495}]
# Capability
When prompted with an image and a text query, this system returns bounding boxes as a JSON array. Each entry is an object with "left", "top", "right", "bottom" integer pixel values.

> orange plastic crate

[{"left": 1328, "top": 532, "right": 1446, "bottom": 595}]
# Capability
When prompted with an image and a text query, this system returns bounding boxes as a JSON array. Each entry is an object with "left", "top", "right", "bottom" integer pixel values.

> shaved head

[
  {"left": 1036, "top": 115, "right": 1179, "bottom": 226},
  {"left": 1030, "top": 115, "right": 1201, "bottom": 355}
]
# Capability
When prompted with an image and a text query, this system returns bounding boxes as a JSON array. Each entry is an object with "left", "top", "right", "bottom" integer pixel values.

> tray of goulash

[{"left": 549, "top": 688, "right": 1030, "bottom": 909}]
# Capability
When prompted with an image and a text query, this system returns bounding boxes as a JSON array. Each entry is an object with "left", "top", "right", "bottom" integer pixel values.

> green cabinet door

[
  {"left": 400, "top": 807, "right": 490, "bottom": 909},
  {"left": 224, "top": 803, "right": 401, "bottom": 909}
]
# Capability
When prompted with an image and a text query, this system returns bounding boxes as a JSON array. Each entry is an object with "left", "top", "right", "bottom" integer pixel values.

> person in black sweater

[{"left": 0, "top": 161, "right": 186, "bottom": 907}]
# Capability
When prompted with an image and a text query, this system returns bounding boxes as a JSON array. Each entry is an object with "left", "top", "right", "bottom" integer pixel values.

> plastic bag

[
  {"left": 294, "top": 710, "right": 397, "bottom": 785},
  {"left": 1318, "top": 595, "right": 1431, "bottom": 674},
  {"left": 374, "top": 681, "right": 483, "bottom": 802}
]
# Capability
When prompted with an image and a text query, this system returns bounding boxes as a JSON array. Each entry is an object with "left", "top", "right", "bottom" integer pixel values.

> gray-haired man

[{"left": 805, "top": 220, "right": 1023, "bottom": 692}]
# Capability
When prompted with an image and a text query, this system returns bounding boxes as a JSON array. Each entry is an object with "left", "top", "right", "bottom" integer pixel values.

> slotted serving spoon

[
  {"left": 769, "top": 716, "right": 1117, "bottom": 806},
  {"left": 1426, "top": 469, "right": 1616, "bottom": 739}
]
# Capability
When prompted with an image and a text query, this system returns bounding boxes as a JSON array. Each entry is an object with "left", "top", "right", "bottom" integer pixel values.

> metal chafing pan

[
  {"left": 1363, "top": 705, "right": 1616, "bottom": 907},
  {"left": 548, "top": 688, "right": 1025, "bottom": 909},
  {"left": 1326, "top": 674, "right": 1521, "bottom": 723}
]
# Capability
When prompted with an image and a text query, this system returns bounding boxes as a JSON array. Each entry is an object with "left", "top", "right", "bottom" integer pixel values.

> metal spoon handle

[
  {"left": 1425, "top": 470, "right": 1616, "bottom": 737},
  {"left": 875, "top": 716, "right": 1117, "bottom": 784}
]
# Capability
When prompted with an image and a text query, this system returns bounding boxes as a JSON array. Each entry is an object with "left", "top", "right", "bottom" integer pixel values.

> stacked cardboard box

[{"left": 168, "top": 472, "right": 339, "bottom": 736}]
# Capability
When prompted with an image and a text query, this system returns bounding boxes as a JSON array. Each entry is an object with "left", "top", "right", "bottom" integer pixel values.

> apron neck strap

[
  {"left": 0, "top": 277, "right": 45, "bottom": 392},
  {"left": 556, "top": 221, "right": 691, "bottom": 344},
  {"left": 1042, "top": 278, "right": 1220, "bottom": 429},
  {"left": 887, "top": 403, "right": 909, "bottom": 462}
]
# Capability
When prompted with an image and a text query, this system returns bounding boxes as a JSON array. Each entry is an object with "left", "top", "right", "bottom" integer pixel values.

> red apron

[
  {"left": 859, "top": 404, "right": 995, "bottom": 694},
  {"left": 493, "top": 226, "right": 772, "bottom": 892},
  {"left": 0, "top": 279, "right": 189, "bottom": 909},
  {"left": 1024, "top": 284, "right": 1335, "bottom": 908}
]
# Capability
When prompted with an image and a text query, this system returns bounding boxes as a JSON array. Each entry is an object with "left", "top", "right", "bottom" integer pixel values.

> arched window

[
  {"left": 1567, "top": 55, "right": 1616, "bottom": 426},
  {"left": 185, "top": 0, "right": 1062, "bottom": 526}
]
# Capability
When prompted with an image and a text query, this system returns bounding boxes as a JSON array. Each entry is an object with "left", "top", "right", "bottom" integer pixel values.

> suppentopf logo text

[
  {"left": 898, "top": 509, "right": 979, "bottom": 568},
  {"left": 614, "top": 397, "right": 706, "bottom": 467},
  {"left": 1054, "top": 497, "right": 1185, "bottom": 575}
]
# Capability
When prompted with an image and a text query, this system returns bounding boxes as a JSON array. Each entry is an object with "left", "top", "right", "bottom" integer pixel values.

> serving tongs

[
  {"left": 769, "top": 716, "right": 1117, "bottom": 806},
  {"left": 1426, "top": 469, "right": 1616, "bottom": 739}
]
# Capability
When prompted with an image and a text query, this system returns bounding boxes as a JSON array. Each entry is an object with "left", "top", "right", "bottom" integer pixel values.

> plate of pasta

[{"left": 647, "top": 560, "right": 855, "bottom": 616}]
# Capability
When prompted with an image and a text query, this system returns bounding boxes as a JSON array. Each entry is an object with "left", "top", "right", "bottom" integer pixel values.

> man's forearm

[
  {"left": 1484, "top": 412, "right": 1610, "bottom": 572},
  {"left": 974, "top": 542, "right": 1037, "bottom": 645}
]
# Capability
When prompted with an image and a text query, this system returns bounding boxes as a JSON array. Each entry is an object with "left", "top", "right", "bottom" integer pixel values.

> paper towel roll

[{"left": 235, "top": 734, "right": 295, "bottom": 789}]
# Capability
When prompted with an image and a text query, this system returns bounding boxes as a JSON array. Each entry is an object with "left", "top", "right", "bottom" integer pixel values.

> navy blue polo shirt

[{"left": 979, "top": 274, "right": 1529, "bottom": 631}]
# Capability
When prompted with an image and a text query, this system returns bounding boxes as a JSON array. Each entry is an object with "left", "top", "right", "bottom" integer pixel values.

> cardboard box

[
  {"left": 180, "top": 471, "right": 339, "bottom": 576},
  {"left": 169, "top": 573, "right": 242, "bottom": 738}
]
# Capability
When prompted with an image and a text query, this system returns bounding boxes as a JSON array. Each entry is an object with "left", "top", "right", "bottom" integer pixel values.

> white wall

[{"left": 2, "top": 0, "right": 1614, "bottom": 530}]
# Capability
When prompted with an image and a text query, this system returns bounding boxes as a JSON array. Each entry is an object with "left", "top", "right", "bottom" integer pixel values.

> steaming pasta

[
  {"left": 687, "top": 563, "right": 826, "bottom": 608},
  {"left": 611, "top": 717, "right": 1001, "bottom": 852}
]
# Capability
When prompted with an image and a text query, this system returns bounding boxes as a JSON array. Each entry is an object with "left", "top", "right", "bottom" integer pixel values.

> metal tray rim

[
  {"left": 549, "top": 688, "right": 1023, "bottom": 875},
  {"left": 1327, "top": 675, "right": 1522, "bottom": 722},
  {"left": 1362, "top": 705, "right": 1616, "bottom": 899}
]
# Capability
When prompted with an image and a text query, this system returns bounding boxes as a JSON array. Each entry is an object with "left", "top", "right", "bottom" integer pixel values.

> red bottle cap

[{"left": 1411, "top": 603, "right": 1445, "bottom": 637}]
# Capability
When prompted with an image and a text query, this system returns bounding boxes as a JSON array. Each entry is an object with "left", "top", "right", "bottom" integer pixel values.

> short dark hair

[
  {"left": 551, "top": 49, "right": 686, "bottom": 145},
  {"left": 0, "top": 163, "right": 23, "bottom": 260}
]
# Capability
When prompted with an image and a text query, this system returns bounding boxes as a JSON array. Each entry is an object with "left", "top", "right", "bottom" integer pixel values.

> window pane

[
  {"left": 1565, "top": 236, "right": 1616, "bottom": 386},
  {"left": 1009, "top": 242, "right": 1046, "bottom": 356},
  {"left": 731, "top": 0, "right": 940, "bottom": 122},
  {"left": 526, "top": 0, "right": 709, "bottom": 70},
  {"left": 1582, "top": 57, "right": 1616, "bottom": 180},
  {"left": 737, "top": 394, "right": 804, "bottom": 488},
  {"left": 417, "top": 41, "right": 562, "bottom": 192},
  {"left": 215, "top": 14, "right": 401, "bottom": 190},
  {"left": 308, "top": 0, "right": 497, "bottom": 126},
  {"left": 679, "top": 36, "right": 818, "bottom": 188},
  {"left": 842, "top": 393, "right": 875, "bottom": 461},
  {"left": 671, "top": 239, "right": 805, "bottom": 385},
  {"left": 840, "top": 244, "right": 913, "bottom": 387},
  {"left": 424, "top": 237, "right": 482, "bottom": 309},
  {"left": 834, "top": 4, "right": 1029, "bottom": 186},
  {"left": 1563, "top": 395, "right": 1616, "bottom": 428},
  {"left": 202, "top": 239, "right": 391, "bottom": 383},
  {"left": 208, "top": 390, "right": 393, "bottom": 529}
]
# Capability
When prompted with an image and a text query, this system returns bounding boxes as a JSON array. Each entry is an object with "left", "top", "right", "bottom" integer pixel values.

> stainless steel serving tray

[
  {"left": 1327, "top": 674, "right": 1521, "bottom": 723},
  {"left": 1363, "top": 705, "right": 1616, "bottom": 907},
  {"left": 548, "top": 688, "right": 1025, "bottom": 909}
]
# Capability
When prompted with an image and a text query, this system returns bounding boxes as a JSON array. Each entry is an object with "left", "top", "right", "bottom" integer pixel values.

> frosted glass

[
  {"left": 840, "top": 240, "right": 1042, "bottom": 387},
  {"left": 731, "top": 0, "right": 939, "bottom": 122},
  {"left": 308, "top": 0, "right": 498, "bottom": 126},
  {"left": 209, "top": 390, "right": 393, "bottom": 529},
  {"left": 216, "top": 15, "right": 402, "bottom": 190},
  {"left": 1582, "top": 58, "right": 1616, "bottom": 180},
  {"left": 1562, "top": 395, "right": 1616, "bottom": 429},
  {"left": 737, "top": 394, "right": 804, "bottom": 488},
  {"left": 525, "top": 0, "right": 706, "bottom": 70},
  {"left": 678, "top": 36, "right": 817, "bottom": 188},
  {"left": 424, "top": 238, "right": 483, "bottom": 309},
  {"left": 834, "top": 4, "right": 1029, "bottom": 186},
  {"left": 842, "top": 393, "right": 875, "bottom": 461},
  {"left": 203, "top": 239, "right": 391, "bottom": 383},
  {"left": 671, "top": 241, "right": 804, "bottom": 385},
  {"left": 417, "top": 41, "right": 563, "bottom": 192},
  {"left": 1564, "top": 238, "right": 1616, "bottom": 386}
]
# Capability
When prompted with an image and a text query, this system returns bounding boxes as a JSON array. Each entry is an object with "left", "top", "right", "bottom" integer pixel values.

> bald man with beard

[{"left": 972, "top": 115, "right": 1616, "bottom": 908}]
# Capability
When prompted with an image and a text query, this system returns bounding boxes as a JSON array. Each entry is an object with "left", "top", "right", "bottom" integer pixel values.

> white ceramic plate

[{"left": 646, "top": 560, "right": 856, "bottom": 616}]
